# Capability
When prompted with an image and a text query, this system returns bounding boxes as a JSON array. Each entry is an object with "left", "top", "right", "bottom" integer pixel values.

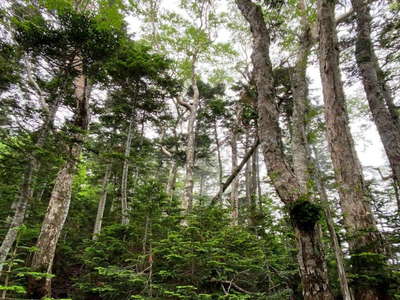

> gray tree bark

[
  {"left": 230, "top": 119, "right": 239, "bottom": 225},
  {"left": 93, "top": 164, "right": 112, "bottom": 240},
  {"left": 182, "top": 62, "right": 200, "bottom": 214},
  {"left": 236, "top": 0, "right": 333, "bottom": 300},
  {"left": 28, "top": 59, "right": 90, "bottom": 298},
  {"left": 317, "top": 1, "right": 386, "bottom": 299},
  {"left": 214, "top": 120, "right": 224, "bottom": 204},
  {"left": 121, "top": 118, "right": 134, "bottom": 225},
  {"left": 236, "top": 1, "right": 333, "bottom": 298},
  {"left": 312, "top": 147, "right": 354, "bottom": 300},
  {"left": 351, "top": 0, "right": 400, "bottom": 208}
]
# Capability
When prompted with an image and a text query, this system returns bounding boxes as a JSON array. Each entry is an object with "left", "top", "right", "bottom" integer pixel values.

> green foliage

[
  {"left": 288, "top": 198, "right": 322, "bottom": 231},
  {"left": 13, "top": 3, "right": 124, "bottom": 78}
]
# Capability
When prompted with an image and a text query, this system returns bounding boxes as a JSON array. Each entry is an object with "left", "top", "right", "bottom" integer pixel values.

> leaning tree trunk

[
  {"left": 27, "top": 60, "right": 90, "bottom": 298},
  {"left": 121, "top": 118, "right": 134, "bottom": 225},
  {"left": 236, "top": 1, "right": 333, "bottom": 299},
  {"left": 351, "top": 0, "right": 400, "bottom": 204},
  {"left": 93, "top": 164, "right": 112, "bottom": 240},
  {"left": 317, "top": 1, "right": 387, "bottom": 299},
  {"left": 0, "top": 100, "right": 59, "bottom": 274},
  {"left": 182, "top": 63, "right": 200, "bottom": 214}
]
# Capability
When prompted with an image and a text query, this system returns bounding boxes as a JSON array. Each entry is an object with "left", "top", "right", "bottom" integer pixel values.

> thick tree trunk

[
  {"left": 121, "top": 118, "right": 134, "bottom": 225},
  {"left": 317, "top": 1, "right": 386, "bottom": 299},
  {"left": 93, "top": 164, "right": 112, "bottom": 240},
  {"left": 351, "top": 0, "right": 400, "bottom": 199},
  {"left": 27, "top": 60, "right": 90, "bottom": 298},
  {"left": 236, "top": 1, "right": 333, "bottom": 299},
  {"left": 182, "top": 65, "right": 200, "bottom": 214},
  {"left": 312, "top": 147, "right": 353, "bottom": 300}
]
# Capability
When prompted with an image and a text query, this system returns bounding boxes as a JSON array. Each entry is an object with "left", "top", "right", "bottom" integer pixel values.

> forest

[{"left": 0, "top": 0, "right": 399, "bottom": 299}]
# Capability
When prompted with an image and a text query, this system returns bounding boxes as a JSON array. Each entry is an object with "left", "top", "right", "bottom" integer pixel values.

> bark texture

[
  {"left": 317, "top": 1, "right": 386, "bottom": 299},
  {"left": 236, "top": 1, "right": 333, "bottom": 298},
  {"left": 313, "top": 147, "right": 353, "bottom": 300},
  {"left": 28, "top": 62, "right": 90, "bottom": 298},
  {"left": 351, "top": 0, "right": 400, "bottom": 200}
]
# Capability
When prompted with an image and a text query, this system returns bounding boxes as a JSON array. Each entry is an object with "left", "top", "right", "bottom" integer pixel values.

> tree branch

[
  {"left": 176, "top": 95, "right": 193, "bottom": 112},
  {"left": 211, "top": 137, "right": 260, "bottom": 205}
]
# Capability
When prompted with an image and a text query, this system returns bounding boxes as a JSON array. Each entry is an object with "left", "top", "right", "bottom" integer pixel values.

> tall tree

[
  {"left": 14, "top": 2, "right": 124, "bottom": 296},
  {"left": 317, "top": 0, "right": 388, "bottom": 298},
  {"left": 235, "top": 1, "right": 333, "bottom": 298},
  {"left": 350, "top": 0, "right": 400, "bottom": 210}
]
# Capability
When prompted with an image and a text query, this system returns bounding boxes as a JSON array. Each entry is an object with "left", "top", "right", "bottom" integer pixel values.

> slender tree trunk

[
  {"left": 236, "top": 1, "right": 333, "bottom": 298},
  {"left": 249, "top": 136, "right": 257, "bottom": 226},
  {"left": 0, "top": 165, "right": 33, "bottom": 275},
  {"left": 255, "top": 147, "right": 262, "bottom": 211},
  {"left": 121, "top": 118, "right": 134, "bottom": 225},
  {"left": 93, "top": 164, "right": 112, "bottom": 240},
  {"left": 214, "top": 120, "right": 223, "bottom": 204},
  {"left": 182, "top": 63, "right": 200, "bottom": 214},
  {"left": 244, "top": 134, "right": 251, "bottom": 208},
  {"left": 0, "top": 100, "right": 59, "bottom": 274},
  {"left": 317, "top": 1, "right": 386, "bottom": 299},
  {"left": 351, "top": 0, "right": 400, "bottom": 200},
  {"left": 27, "top": 59, "right": 90, "bottom": 298},
  {"left": 230, "top": 126, "right": 239, "bottom": 225}
]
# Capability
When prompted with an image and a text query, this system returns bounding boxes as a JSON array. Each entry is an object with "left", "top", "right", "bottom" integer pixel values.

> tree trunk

[
  {"left": 182, "top": 64, "right": 200, "bottom": 214},
  {"left": 236, "top": 1, "right": 333, "bottom": 299},
  {"left": 0, "top": 100, "right": 59, "bottom": 274},
  {"left": 312, "top": 147, "right": 354, "bottom": 300},
  {"left": 230, "top": 125, "right": 239, "bottom": 225},
  {"left": 249, "top": 136, "right": 257, "bottom": 226},
  {"left": 0, "top": 165, "right": 33, "bottom": 275},
  {"left": 166, "top": 161, "right": 178, "bottom": 196},
  {"left": 93, "top": 164, "right": 112, "bottom": 240},
  {"left": 255, "top": 147, "right": 263, "bottom": 211},
  {"left": 27, "top": 59, "right": 90, "bottom": 298},
  {"left": 214, "top": 120, "right": 223, "bottom": 204},
  {"left": 244, "top": 134, "right": 251, "bottom": 207},
  {"left": 121, "top": 118, "right": 134, "bottom": 225},
  {"left": 351, "top": 0, "right": 400, "bottom": 201},
  {"left": 317, "top": 1, "right": 386, "bottom": 299}
]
